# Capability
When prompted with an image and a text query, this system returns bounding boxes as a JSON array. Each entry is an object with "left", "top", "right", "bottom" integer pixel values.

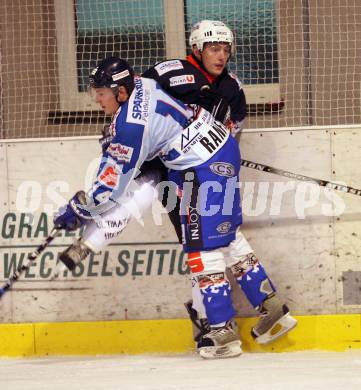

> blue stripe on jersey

[
  {"left": 90, "top": 101, "right": 145, "bottom": 205},
  {"left": 160, "top": 148, "right": 181, "bottom": 162},
  {"left": 111, "top": 102, "right": 145, "bottom": 174},
  {"left": 155, "top": 99, "right": 189, "bottom": 127}
]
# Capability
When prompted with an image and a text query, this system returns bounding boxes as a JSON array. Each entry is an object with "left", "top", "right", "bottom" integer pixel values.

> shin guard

[
  {"left": 197, "top": 272, "right": 236, "bottom": 325},
  {"left": 230, "top": 253, "right": 275, "bottom": 309}
]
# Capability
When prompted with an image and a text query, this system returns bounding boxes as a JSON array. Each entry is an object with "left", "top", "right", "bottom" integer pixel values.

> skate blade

[
  {"left": 199, "top": 340, "right": 242, "bottom": 359},
  {"left": 254, "top": 313, "right": 298, "bottom": 345}
]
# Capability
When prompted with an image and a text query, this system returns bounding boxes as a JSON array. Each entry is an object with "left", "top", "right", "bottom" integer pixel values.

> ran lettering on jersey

[
  {"left": 181, "top": 117, "right": 228, "bottom": 157},
  {"left": 198, "top": 121, "right": 228, "bottom": 154}
]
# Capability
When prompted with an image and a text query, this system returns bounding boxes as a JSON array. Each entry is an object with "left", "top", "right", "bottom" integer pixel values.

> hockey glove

[
  {"left": 53, "top": 191, "right": 92, "bottom": 231},
  {"left": 199, "top": 86, "right": 231, "bottom": 124},
  {"left": 224, "top": 118, "right": 245, "bottom": 137},
  {"left": 99, "top": 124, "right": 113, "bottom": 153}
]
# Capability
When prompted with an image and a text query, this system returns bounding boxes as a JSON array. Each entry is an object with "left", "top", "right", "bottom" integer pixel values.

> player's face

[
  {"left": 200, "top": 43, "right": 231, "bottom": 77},
  {"left": 93, "top": 88, "right": 119, "bottom": 115}
]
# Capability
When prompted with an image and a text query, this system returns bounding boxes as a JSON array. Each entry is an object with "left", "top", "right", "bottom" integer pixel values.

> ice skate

[
  {"left": 59, "top": 238, "right": 92, "bottom": 270},
  {"left": 198, "top": 322, "right": 242, "bottom": 359},
  {"left": 251, "top": 295, "right": 297, "bottom": 345}
]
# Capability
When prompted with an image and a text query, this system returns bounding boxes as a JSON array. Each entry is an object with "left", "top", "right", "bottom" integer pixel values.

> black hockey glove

[
  {"left": 199, "top": 86, "right": 231, "bottom": 124},
  {"left": 99, "top": 124, "right": 113, "bottom": 153}
]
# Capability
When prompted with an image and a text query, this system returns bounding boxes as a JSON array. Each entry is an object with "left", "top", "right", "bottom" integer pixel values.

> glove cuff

[{"left": 69, "top": 191, "right": 94, "bottom": 220}]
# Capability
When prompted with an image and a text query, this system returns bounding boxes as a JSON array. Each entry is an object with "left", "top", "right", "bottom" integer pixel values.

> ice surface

[{"left": 1, "top": 351, "right": 361, "bottom": 390}]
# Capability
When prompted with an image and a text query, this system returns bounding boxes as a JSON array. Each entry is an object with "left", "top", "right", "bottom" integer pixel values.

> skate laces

[
  {"left": 259, "top": 307, "right": 269, "bottom": 318},
  {"left": 208, "top": 324, "right": 233, "bottom": 337}
]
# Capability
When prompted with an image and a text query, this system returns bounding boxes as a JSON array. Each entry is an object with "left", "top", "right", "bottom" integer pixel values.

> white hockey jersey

[{"left": 88, "top": 76, "right": 230, "bottom": 208}]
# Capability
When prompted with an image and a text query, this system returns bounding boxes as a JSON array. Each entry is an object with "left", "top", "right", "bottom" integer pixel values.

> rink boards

[
  {"left": 0, "top": 128, "right": 360, "bottom": 355},
  {"left": 1, "top": 314, "right": 361, "bottom": 357}
]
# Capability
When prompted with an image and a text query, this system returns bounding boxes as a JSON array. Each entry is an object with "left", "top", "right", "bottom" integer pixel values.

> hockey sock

[{"left": 197, "top": 272, "right": 236, "bottom": 325}]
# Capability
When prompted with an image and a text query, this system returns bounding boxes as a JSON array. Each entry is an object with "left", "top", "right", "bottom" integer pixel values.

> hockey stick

[
  {"left": 0, "top": 227, "right": 61, "bottom": 299},
  {"left": 184, "top": 300, "right": 210, "bottom": 342},
  {"left": 241, "top": 159, "right": 361, "bottom": 197}
]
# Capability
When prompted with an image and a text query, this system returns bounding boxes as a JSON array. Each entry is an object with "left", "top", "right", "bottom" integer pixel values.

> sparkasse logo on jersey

[
  {"left": 169, "top": 74, "right": 195, "bottom": 87},
  {"left": 127, "top": 77, "right": 150, "bottom": 125},
  {"left": 132, "top": 77, "right": 144, "bottom": 121}
]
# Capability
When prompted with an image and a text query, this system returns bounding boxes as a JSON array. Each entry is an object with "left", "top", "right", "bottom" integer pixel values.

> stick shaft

[
  {"left": 0, "top": 228, "right": 60, "bottom": 298},
  {"left": 241, "top": 159, "right": 361, "bottom": 196}
]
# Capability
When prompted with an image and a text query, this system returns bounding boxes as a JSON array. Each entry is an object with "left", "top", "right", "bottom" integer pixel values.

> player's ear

[
  {"left": 117, "top": 86, "right": 129, "bottom": 103},
  {"left": 192, "top": 46, "right": 202, "bottom": 61}
]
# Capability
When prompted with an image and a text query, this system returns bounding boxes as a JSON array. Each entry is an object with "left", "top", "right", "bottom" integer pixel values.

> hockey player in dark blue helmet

[
  {"left": 87, "top": 56, "right": 135, "bottom": 117},
  {"left": 54, "top": 54, "right": 246, "bottom": 358},
  {"left": 56, "top": 21, "right": 297, "bottom": 358},
  {"left": 89, "top": 57, "right": 135, "bottom": 97}
]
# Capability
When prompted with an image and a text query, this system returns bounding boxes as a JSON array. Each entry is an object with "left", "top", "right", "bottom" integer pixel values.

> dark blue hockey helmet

[{"left": 89, "top": 56, "right": 135, "bottom": 95}]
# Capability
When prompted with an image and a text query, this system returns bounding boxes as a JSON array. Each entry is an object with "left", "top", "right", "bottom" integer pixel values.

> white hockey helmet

[{"left": 189, "top": 20, "right": 234, "bottom": 53}]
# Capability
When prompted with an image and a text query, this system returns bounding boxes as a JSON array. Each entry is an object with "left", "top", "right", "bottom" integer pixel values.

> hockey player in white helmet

[
  {"left": 149, "top": 20, "right": 298, "bottom": 350},
  {"left": 56, "top": 21, "right": 297, "bottom": 358},
  {"left": 143, "top": 20, "right": 245, "bottom": 138}
]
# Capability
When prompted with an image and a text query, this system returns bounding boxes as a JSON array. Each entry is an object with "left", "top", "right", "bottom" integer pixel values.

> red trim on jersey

[{"left": 186, "top": 54, "right": 216, "bottom": 84}]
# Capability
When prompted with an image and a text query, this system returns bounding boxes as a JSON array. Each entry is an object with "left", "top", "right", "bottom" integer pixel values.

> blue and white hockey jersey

[{"left": 88, "top": 76, "right": 230, "bottom": 208}]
